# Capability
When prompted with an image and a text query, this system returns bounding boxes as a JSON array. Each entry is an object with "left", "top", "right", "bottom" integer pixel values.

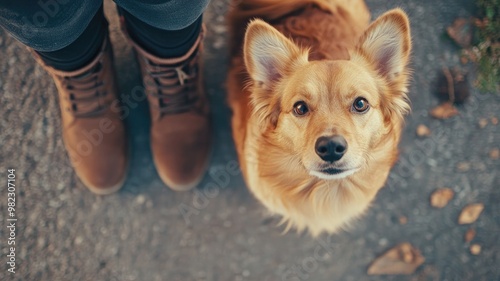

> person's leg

[
  {"left": 36, "top": 6, "right": 107, "bottom": 71},
  {"left": 0, "top": 0, "right": 102, "bottom": 52},
  {"left": 116, "top": 0, "right": 212, "bottom": 191},
  {"left": 116, "top": 0, "right": 210, "bottom": 58},
  {"left": 119, "top": 8, "right": 202, "bottom": 58},
  {"left": 0, "top": 1, "right": 128, "bottom": 194},
  {"left": 0, "top": 1, "right": 105, "bottom": 71},
  {"left": 115, "top": 0, "right": 210, "bottom": 30}
]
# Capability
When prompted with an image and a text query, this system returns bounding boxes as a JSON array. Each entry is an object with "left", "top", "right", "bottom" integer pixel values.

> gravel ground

[{"left": 1, "top": 0, "right": 499, "bottom": 280}]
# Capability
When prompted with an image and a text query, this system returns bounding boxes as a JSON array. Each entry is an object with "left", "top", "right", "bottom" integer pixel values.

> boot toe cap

[
  {"left": 152, "top": 130, "right": 211, "bottom": 191},
  {"left": 76, "top": 151, "right": 128, "bottom": 194},
  {"left": 65, "top": 128, "right": 128, "bottom": 195}
]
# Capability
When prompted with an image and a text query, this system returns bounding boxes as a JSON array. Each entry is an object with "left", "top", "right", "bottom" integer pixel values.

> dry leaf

[
  {"left": 416, "top": 125, "right": 431, "bottom": 137},
  {"left": 437, "top": 67, "right": 470, "bottom": 104},
  {"left": 479, "top": 118, "right": 488, "bottom": 128},
  {"left": 447, "top": 18, "right": 472, "bottom": 48},
  {"left": 399, "top": 216, "right": 408, "bottom": 225},
  {"left": 491, "top": 117, "right": 498, "bottom": 125},
  {"left": 470, "top": 244, "right": 481, "bottom": 255},
  {"left": 456, "top": 162, "right": 471, "bottom": 172},
  {"left": 490, "top": 148, "right": 499, "bottom": 160},
  {"left": 474, "top": 18, "right": 489, "bottom": 28},
  {"left": 367, "top": 243, "right": 425, "bottom": 275},
  {"left": 458, "top": 203, "right": 484, "bottom": 224},
  {"left": 464, "top": 228, "right": 476, "bottom": 243},
  {"left": 430, "top": 102, "right": 459, "bottom": 119},
  {"left": 430, "top": 188, "right": 454, "bottom": 208}
]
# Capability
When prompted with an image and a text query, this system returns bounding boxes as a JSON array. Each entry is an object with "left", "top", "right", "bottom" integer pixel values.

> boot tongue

[{"left": 73, "top": 62, "right": 102, "bottom": 79}]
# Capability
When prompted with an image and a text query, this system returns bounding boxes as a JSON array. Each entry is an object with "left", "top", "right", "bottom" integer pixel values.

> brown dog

[{"left": 227, "top": 0, "right": 412, "bottom": 236}]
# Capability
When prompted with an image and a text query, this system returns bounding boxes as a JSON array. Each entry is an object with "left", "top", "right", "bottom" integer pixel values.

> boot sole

[{"left": 84, "top": 175, "right": 127, "bottom": 195}]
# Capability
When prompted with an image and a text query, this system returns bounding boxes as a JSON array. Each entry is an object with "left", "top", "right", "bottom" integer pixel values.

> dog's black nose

[{"left": 315, "top": 135, "right": 348, "bottom": 162}]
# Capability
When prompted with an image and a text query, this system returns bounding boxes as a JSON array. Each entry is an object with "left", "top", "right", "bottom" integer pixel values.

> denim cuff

[
  {"left": 114, "top": 0, "right": 210, "bottom": 31},
  {"left": 0, "top": 0, "right": 102, "bottom": 52}
]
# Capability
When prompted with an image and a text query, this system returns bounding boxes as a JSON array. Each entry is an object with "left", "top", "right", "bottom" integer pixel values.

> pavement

[{"left": 0, "top": 0, "right": 499, "bottom": 280}]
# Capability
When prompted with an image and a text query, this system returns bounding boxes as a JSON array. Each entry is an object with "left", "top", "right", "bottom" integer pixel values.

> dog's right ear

[
  {"left": 355, "top": 9, "right": 411, "bottom": 82},
  {"left": 244, "top": 19, "right": 307, "bottom": 87}
]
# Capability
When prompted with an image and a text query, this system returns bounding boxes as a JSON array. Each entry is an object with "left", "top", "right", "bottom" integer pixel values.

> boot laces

[
  {"left": 145, "top": 51, "right": 200, "bottom": 116},
  {"left": 62, "top": 62, "right": 108, "bottom": 118}
]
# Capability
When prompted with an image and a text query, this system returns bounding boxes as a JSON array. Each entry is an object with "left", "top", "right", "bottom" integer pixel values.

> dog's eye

[
  {"left": 352, "top": 97, "right": 370, "bottom": 113},
  {"left": 293, "top": 101, "right": 309, "bottom": 116}
]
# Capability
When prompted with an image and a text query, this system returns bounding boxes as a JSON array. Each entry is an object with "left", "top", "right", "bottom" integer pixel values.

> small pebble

[
  {"left": 456, "top": 162, "right": 470, "bottom": 172},
  {"left": 135, "top": 195, "right": 146, "bottom": 205},
  {"left": 74, "top": 236, "right": 83, "bottom": 245},
  {"left": 37, "top": 237, "right": 46, "bottom": 248},
  {"left": 378, "top": 238, "right": 389, "bottom": 247},
  {"left": 489, "top": 148, "right": 499, "bottom": 160},
  {"left": 399, "top": 216, "right": 408, "bottom": 225},
  {"left": 470, "top": 244, "right": 481, "bottom": 255},
  {"left": 478, "top": 118, "right": 488, "bottom": 128},
  {"left": 427, "top": 159, "right": 438, "bottom": 167},
  {"left": 416, "top": 124, "right": 431, "bottom": 137},
  {"left": 491, "top": 117, "right": 498, "bottom": 125},
  {"left": 49, "top": 200, "right": 60, "bottom": 208}
]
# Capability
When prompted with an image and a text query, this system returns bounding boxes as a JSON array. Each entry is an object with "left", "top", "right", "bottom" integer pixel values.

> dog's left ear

[
  {"left": 355, "top": 9, "right": 411, "bottom": 82},
  {"left": 244, "top": 19, "right": 308, "bottom": 87}
]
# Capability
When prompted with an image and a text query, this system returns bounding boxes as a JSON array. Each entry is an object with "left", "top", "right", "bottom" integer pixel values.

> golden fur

[{"left": 227, "top": 0, "right": 412, "bottom": 236}]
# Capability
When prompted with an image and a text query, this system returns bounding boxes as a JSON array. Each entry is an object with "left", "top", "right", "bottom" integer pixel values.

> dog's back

[
  {"left": 228, "top": 0, "right": 370, "bottom": 60},
  {"left": 227, "top": 0, "right": 370, "bottom": 172}
]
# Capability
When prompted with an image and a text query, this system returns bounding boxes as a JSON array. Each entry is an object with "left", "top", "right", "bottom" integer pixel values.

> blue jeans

[{"left": 0, "top": 0, "right": 210, "bottom": 52}]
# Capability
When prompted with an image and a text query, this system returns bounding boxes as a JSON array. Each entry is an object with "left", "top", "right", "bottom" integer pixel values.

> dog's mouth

[
  {"left": 321, "top": 168, "right": 348, "bottom": 175},
  {"left": 309, "top": 166, "right": 360, "bottom": 180}
]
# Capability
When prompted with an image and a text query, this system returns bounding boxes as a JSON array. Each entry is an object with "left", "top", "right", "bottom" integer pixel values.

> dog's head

[{"left": 244, "top": 9, "right": 411, "bottom": 180}]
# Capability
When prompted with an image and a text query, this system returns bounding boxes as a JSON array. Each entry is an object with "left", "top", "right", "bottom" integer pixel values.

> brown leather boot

[
  {"left": 121, "top": 20, "right": 211, "bottom": 191},
  {"left": 32, "top": 35, "right": 128, "bottom": 195}
]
